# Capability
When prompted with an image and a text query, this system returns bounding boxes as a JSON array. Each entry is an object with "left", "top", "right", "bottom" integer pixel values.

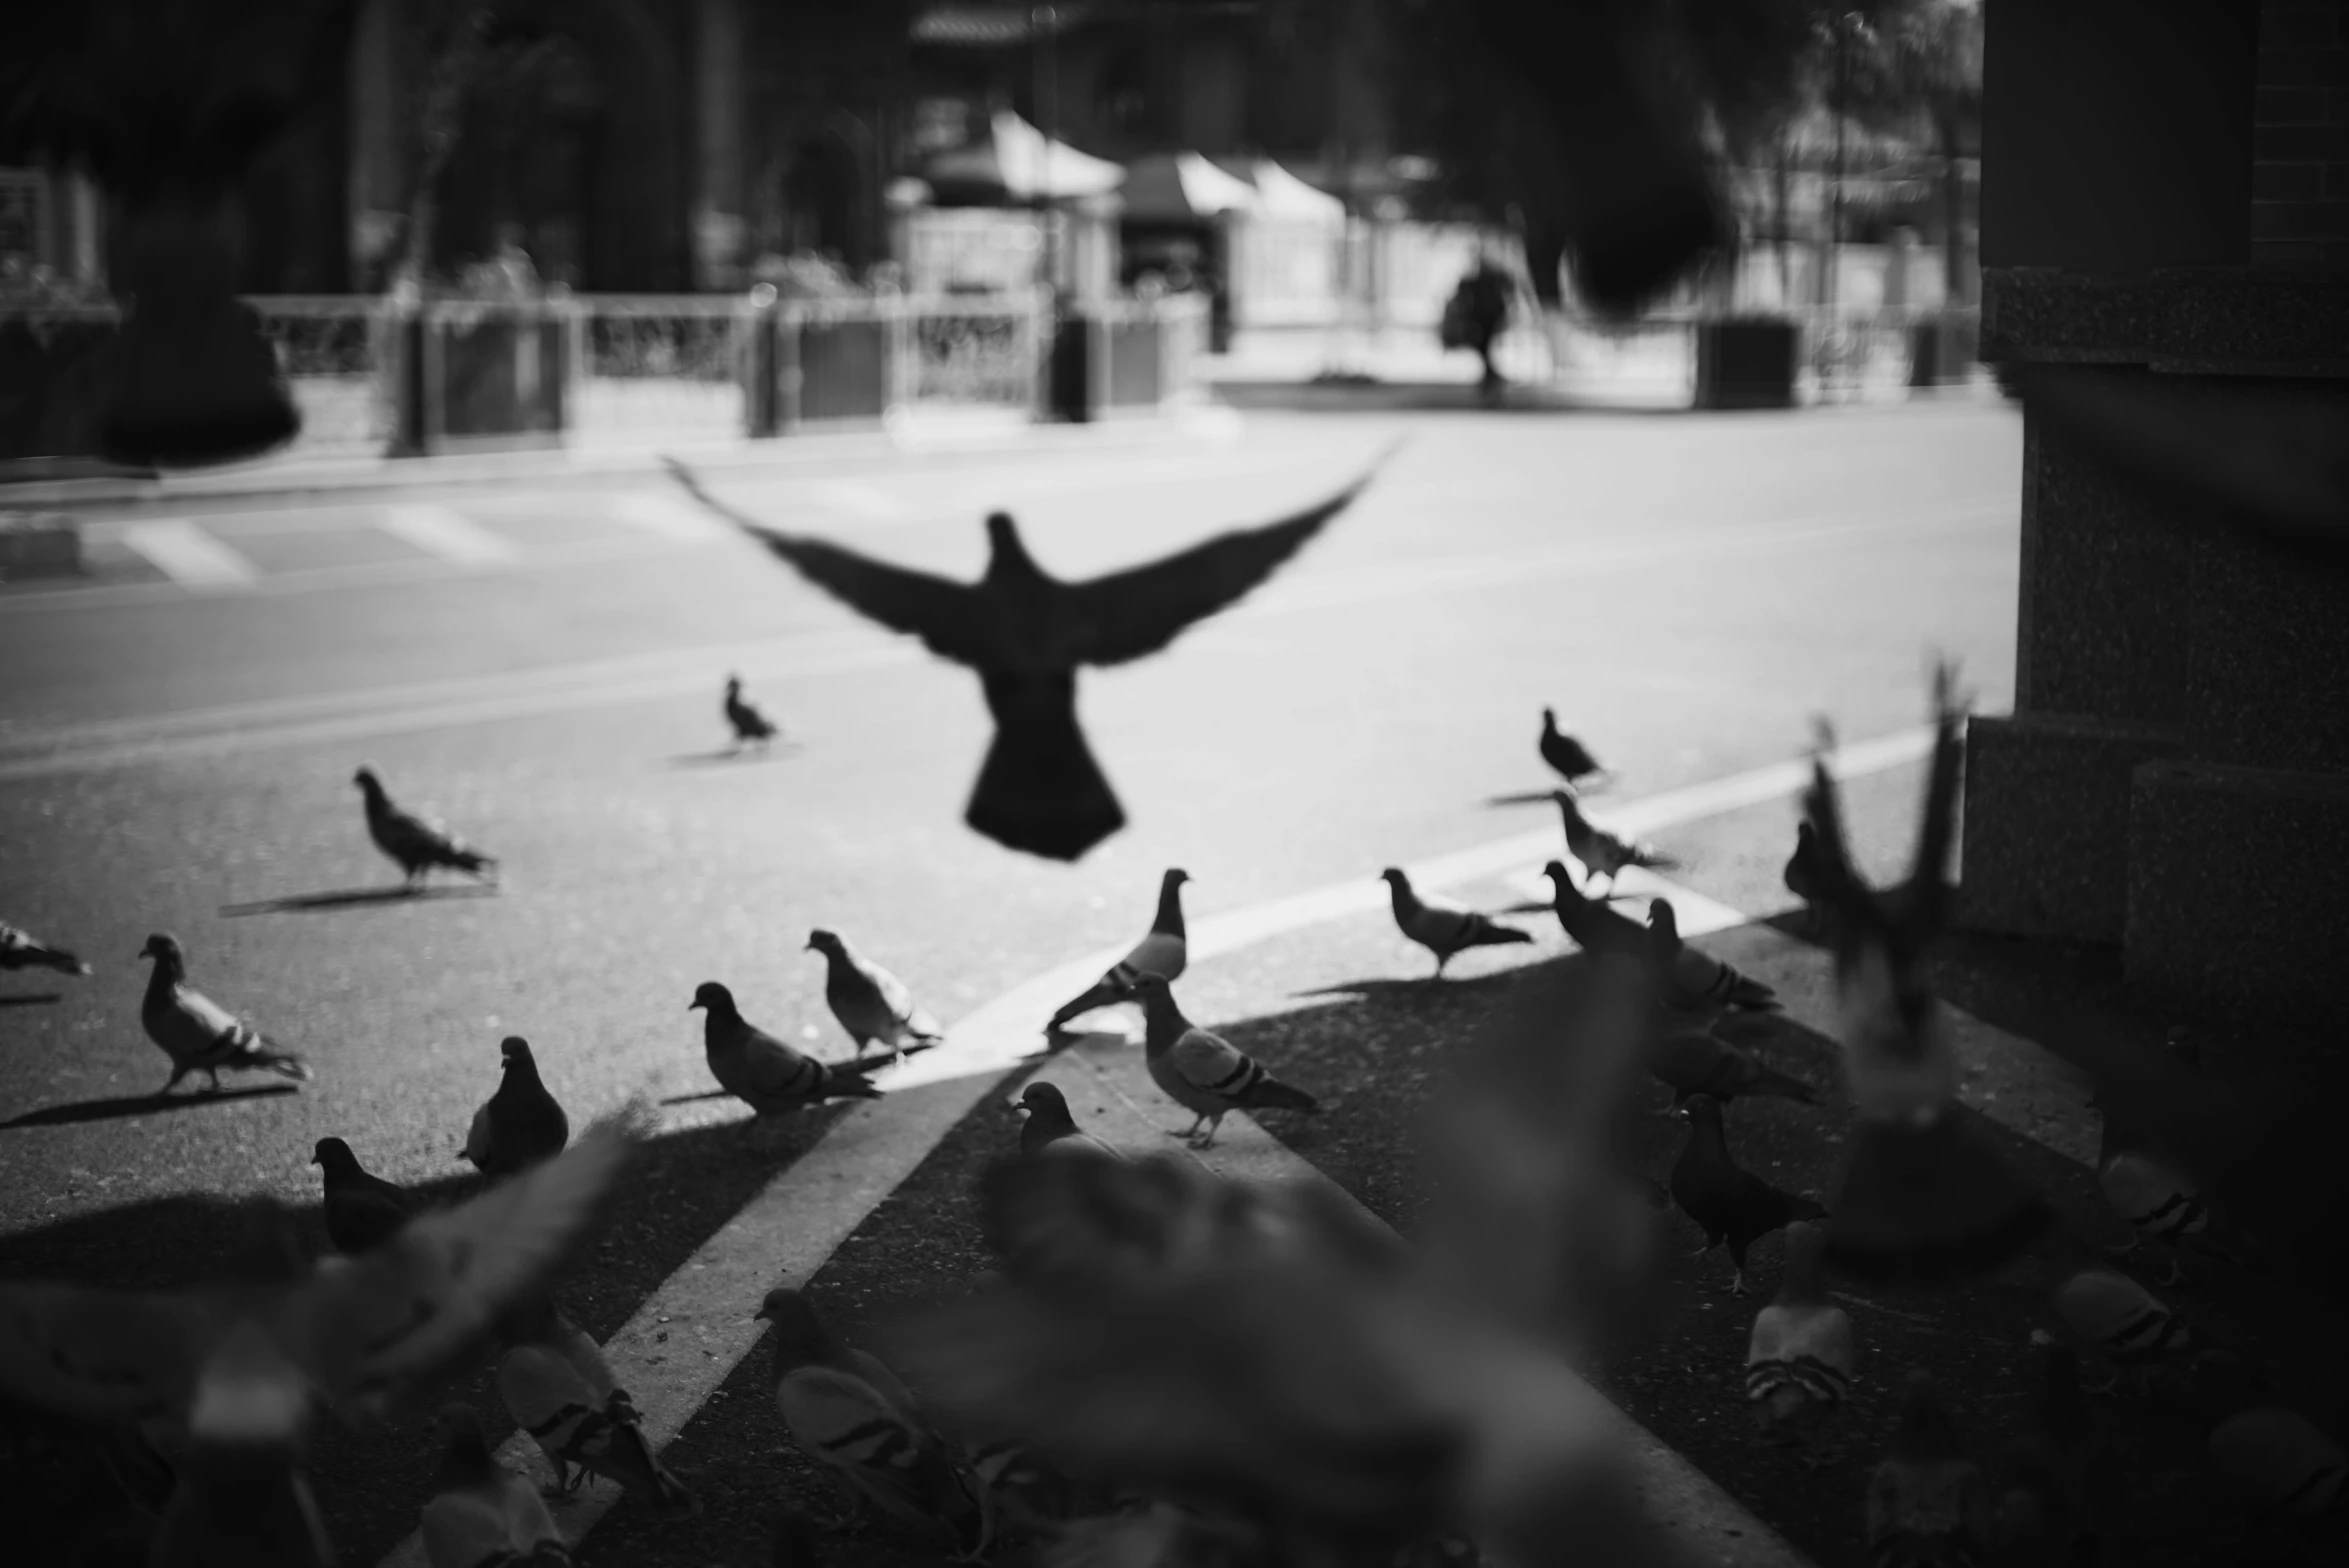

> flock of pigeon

[{"left": 0, "top": 594, "right": 2341, "bottom": 1564}]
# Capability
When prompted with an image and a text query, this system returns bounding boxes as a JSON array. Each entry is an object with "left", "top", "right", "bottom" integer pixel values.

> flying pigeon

[
  {"left": 723, "top": 674, "right": 781, "bottom": 751},
  {"left": 1782, "top": 821, "right": 1831, "bottom": 937},
  {"left": 353, "top": 766, "right": 498, "bottom": 890},
  {"left": 420, "top": 1403, "right": 573, "bottom": 1568},
  {"left": 806, "top": 929, "right": 944, "bottom": 1057},
  {"left": 665, "top": 443, "right": 1404, "bottom": 860},
  {"left": 1011, "top": 1081, "right": 1125, "bottom": 1161},
  {"left": 138, "top": 933, "right": 311, "bottom": 1096},
  {"left": 1669, "top": 1093, "right": 1826, "bottom": 1295},
  {"left": 1743, "top": 1221, "right": 1854, "bottom": 1469},
  {"left": 1550, "top": 790, "right": 1675, "bottom": 895},
  {"left": 1537, "top": 709, "right": 1610, "bottom": 789},
  {"left": 1865, "top": 1372, "right": 1992, "bottom": 1568},
  {"left": 463, "top": 1038, "right": 569, "bottom": 1179},
  {"left": 1380, "top": 867, "right": 1534, "bottom": 978},
  {"left": 496, "top": 1295, "right": 693, "bottom": 1511},
  {"left": 1803, "top": 664, "right": 2053, "bottom": 1284},
  {"left": 754, "top": 1288, "right": 990, "bottom": 1557},
  {"left": 310, "top": 1137, "right": 410, "bottom": 1255},
  {"left": 1126, "top": 973, "right": 1317, "bottom": 1149},
  {"left": 1, "top": 920, "right": 91, "bottom": 977},
  {"left": 0, "top": 1116, "right": 644, "bottom": 1564},
  {"left": 690, "top": 980, "right": 919, "bottom": 1113},
  {"left": 1645, "top": 899, "right": 1776, "bottom": 1012},
  {"left": 1046, "top": 867, "right": 1190, "bottom": 1033}
]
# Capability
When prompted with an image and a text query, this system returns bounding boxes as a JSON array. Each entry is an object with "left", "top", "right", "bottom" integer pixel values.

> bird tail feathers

[
  {"left": 1469, "top": 922, "right": 1535, "bottom": 948},
  {"left": 967, "top": 686, "right": 1126, "bottom": 863},
  {"left": 1241, "top": 1079, "right": 1318, "bottom": 1113},
  {"left": 37, "top": 947, "right": 92, "bottom": 976}
]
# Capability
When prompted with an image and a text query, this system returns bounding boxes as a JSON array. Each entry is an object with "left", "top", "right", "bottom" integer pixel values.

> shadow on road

[
  {"left": 1297, "top": 970, "right": 1529, "bottom": 1006},
  {"left": 659, "top": 1087, "right": 735, "bottom": 1107},
  {"left": 665, "top": 744, "right": 800, "bottom": 768},
  {"left": 1485, "top": 781, "right": 1613, "bottom": 807},
  {"left": 1, "top": 1083, "right": 300, "bottom": 1130},
  {"left": 0, "top": 993, "right": 63, "bottom": 1007},
  {"left": 218, "top": 884, "right": 501, "bottom": 917}
]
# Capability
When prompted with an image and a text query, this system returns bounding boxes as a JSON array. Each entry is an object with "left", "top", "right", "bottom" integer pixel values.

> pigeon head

[
  {"left": 1124, "top": 972, "right": 1174, "bottom": 1000},
  {"left": 1550, "top": 788, "right": 1582, "bottom": 813},
  {"left": 1379, "top": 867, "right": 1408, "bottom": 888},
  {"left": 1648, "top": 900, "right": 1678, "bottom": 938},
  {"left": 352, "top": 765, "right": 383, "bottom": 795},
  {"left": 1162, "top": 867, "right": 1191, "bottom": 887},
  {"left": 137, "top": 931, "right": 183, "bottom": 964},
  {"left": 689, "top": 981, "right": 735, "bottom": 1013},
  {"left": 310, "top": 1137, "right": 358, "bottom": 1172},
  {"left": 805, "top": 929, "right": 842, "bottom": 956},
  {"left": 725, "top": 674, "right": 741, "bottom": 691},
  {"left": 1540, "top": 860, "right": 1573, "bottom": 885},
  {"left": 498, "top": 1036, "right": 535, "bottom": 1071},
  {"left": 1541, "top": 706, "right": 1557, "bottom": 730},
  {"left": 752, "top": 1287, "right": 838, "bottom": 1367},
  {"left": 1016, "top": 1081, "right": 1071, "bottom": 1120},
  {"left": 1677, "top": 1092, "right": 1723, "bottom": 1127}
]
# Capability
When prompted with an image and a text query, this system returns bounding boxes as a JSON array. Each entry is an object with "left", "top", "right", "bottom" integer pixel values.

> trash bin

[
  {"left": 1047, "top": 311, "right": 1102, "bottom": 423},
  {"left": 1694, "top": 316, "right": 1800, "bottom": 410}
]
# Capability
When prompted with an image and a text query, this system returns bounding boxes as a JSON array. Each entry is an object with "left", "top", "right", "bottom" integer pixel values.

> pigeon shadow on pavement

[
  {"left": 1486, "top": 781, "right": 1615, "bottom": 808},
  {"left": 218, "top": 884, "right": 502, "bottom": 917},
  {"left": 659, "top": 1087, "right": 737, "bottom": 1107},
  {"left": 665, "top": 743, "right": 802, "bottom": 768},
  {"left": 1, "top": 1083, "right": 299, "bottom": 1130},
  {"left": 0, "top": 992, "right": 64, "bottom": 1007},
  {"left": 1300, "top": 971, "right": 1530, "bottom": 1006}
]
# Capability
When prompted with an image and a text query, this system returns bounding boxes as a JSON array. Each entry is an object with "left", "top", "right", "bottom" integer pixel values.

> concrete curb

[{"left": 0, "top": 405, "right": 1246, "bottom": 513}]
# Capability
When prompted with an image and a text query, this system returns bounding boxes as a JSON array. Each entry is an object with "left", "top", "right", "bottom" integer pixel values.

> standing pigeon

[
  {"left": 353, "top": 766, "right": 498, "bottom": 890},
  {"left": 1380, "top": 867, "right": 1534, "bottom": 978},
  {"left": 310, "top": 1138, "right": 410, "bottom": 1255},
  {"left": 2051, "top": 1267, "right": 2201, "bottom": 1398},
  {"left": 1046, "top": 868, "right": 1191, "bottom": 1033},
  {"left": 690, "top": 981, "right": 915, "bottom": 1113},
  {"left": 754, "top": 1288, "right": 990, "bottom": 1557},
  {"left": 1537, "top": 709, "right": 1610, "bottom": 789},
  {"left": 2095, "top": 1087, "right": 2259, "bottom": 1288},
  {"left": 138, "top": 933, "right": 311, "bottom": 1096},
  {"left": 420, "top": 1403, "right": 573, "bottom": 1568},
  {"left": 1803, "top": 664, "right": 2053, "bottom": 1285},
  {"left": 665, "top": 444, "right": 1402, "bottom": 861},
  {"left": 1866, "top": 1371, "right": 1992, "bottom": 1568},
  {"left": 1646, "top": 900, "right": 1776, "bottom": 1012},
  {"left": 496, "top": 1295, "right": 693, "bottom": 1511},
  {"left": 1743, "top": 1221, "right": 1854, "bottom": 1469},
  {"left": 1012, "top": 1081, "right": 1126, "bottom": 1161},
  {"left": 724, "top": 674, "right": 781, "bottom": 751},
  {"left": 1539, "top": 861, "right": 1645, "bottom": 958},
  {"left": 806, "top": 929, "right": 944, "bottom": 1058},
  {"left": 463, "top": 1038, "right": 570, "bottom": 1179},
  {"left": 1782, "top": 821, "right": 1830, "bottom": 937},
  {"left": 1, "top": 920, "right": 91, "bottom": 976},
  {"left": 1669, "top": 1093, "right": 1826, "bottom": 1295},
  {"left": 1128, "top": 973, "right": 1318, "bottom": 1149},
  {"left": 1549, "top": 790, "right": 1675, "bottom": 895}
]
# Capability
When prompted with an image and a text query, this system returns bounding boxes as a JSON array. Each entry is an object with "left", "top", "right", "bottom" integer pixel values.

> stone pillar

[
  {"left": 347, "top": 0, "right": 404, "bottom": 291},
  {"left": 1968, "top": 0, "right": 2349, "bottom": 1031},
  {"left": 693, "top": 0, "right": 747, "bottom": 291}
]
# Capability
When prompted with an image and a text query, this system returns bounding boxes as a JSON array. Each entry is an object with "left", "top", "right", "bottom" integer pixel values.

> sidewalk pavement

[{"left": 0, "top": 402, "right": 1247, "bottom": 514}]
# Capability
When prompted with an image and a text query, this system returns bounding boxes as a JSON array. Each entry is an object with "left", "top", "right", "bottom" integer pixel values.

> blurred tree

[
  {"left": 0, "top": 0, "right": 358, "bottom": 465},
  {"left": 394, "top": 2, "right": 567, "bottom": 290},
  {"left": 1841, "top": 0, "right": 1984, "bottom": 302}
]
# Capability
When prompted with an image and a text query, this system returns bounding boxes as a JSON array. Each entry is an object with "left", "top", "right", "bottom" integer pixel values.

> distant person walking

[{"left": 1444, "top": 250, "right": 1514, "bottom": 403}]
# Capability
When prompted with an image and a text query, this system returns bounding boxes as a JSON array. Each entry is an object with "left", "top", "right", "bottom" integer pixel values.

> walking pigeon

[
  {"left": 665, "top": 444, "right": 1404, "bottom": 860},
  {"left": 1380, "top": 867, "right": 1533, "bottom": 978},
  {"left": 1127, "top": 973, "right": 1317, "bottom": 1149},
  {"left": 806, "top": 929, "right": 944, "bottom": 1057},
  {"left": 1537, "top": 710, "right": 1609, "bottom": 788},
  {"left": 1669, "top": 1094, "right": 1826, "bottom": 1295},
  {"left": 1047, "top": 868, "right": 1190, "bottom": 1033},
  {"left": 724, "top": 674, "right": 780, "bottom": 751},
  {"left": 1549, "top": 791, "right": 1675, "bottom": 894},
  {"left": 462, "top": 1038, "right": 569, "bottom": 1179},
  {"left": 1012, "top": 1081, "right": 1126, "bottom": 1161},
  {"left": 138, "top": 933, "right": 311, "bottom": 1095},
  {"left": 353, "top": 766, "right": 498, "bottom": 890},
  {"left": 691, "top": 980, "right": 917, "bottom": 1113},
  {"left": 1, "top": 920, "right": 90, "bottom": 976},
  {"left": 310, "top": 1138, "right": 409, "bottom": 1255}
]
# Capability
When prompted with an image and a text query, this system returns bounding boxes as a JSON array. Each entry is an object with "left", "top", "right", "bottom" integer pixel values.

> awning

[
  {"left": 922, "top": 110, "right": 1125, "bottom": 204},
  {"left": 1238, "top": 159, "right": 1347, "bottom": 224},
  {"left": 1118, "top": 151, "right": 1263, "bottom": 221}
]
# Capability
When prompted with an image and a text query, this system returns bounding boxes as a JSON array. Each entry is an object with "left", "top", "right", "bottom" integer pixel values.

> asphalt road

[{"left": 0, "top": 400, "right": 2185, "bottom": 1568}]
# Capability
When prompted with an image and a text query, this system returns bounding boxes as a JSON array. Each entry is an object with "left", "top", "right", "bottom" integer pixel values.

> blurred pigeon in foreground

[
  {"left": 692, "top": 980, "right": 917, "bottom": 1113},
  {"left": 1, "top": 919, "right": 91, "bottom": 976},
  {"left": 1013, "top": 1081, "right": 1126, "bottom": 1161},
  {"left": 311, "top": 1137, "right": 410, "bottom": 1255},
  {"left": 1537, "top": 710, "right": 1611, "bottom": 790},
  {"left": 497, "top": 1294, "right": 693, "bottom": 1512},
  {"left": 1643, "top": 1027, "right": 1817, "bottom": 1113},
  {"left": 1669, "top": 1093, "right": 1825, "bottom": 1296},
  {"left": 2015, "top": 366, "right": 2349, "bottom": 573},
  {"left": 1803, "top": 664, "right": 2052, "bottom": 1284},
  {"left": 138, "top": 932, "right": 311, "bottom": 1095},
  {"left": 807, "top": 929, "right": 944, "bottom": 1058},
  {"left": 724, "top": 674, "right": 782, "bottom": 751},
  {"left": 2094, "top": 1078, "right": 2261, "bottom": 1288},
  {"left": 1743, "top": 1221, "right": 1854, "bottom": 1470},
  {"left": 1380, "top": 867, "right": 1533, "bottom": 978},
  {"left": 2051, "top": 1266, "right": 2203, "bottom": 1399},
  {"left": 421, "top": 1402, "right": 573, "bottom": 1568},
  {"left": 463, "top": 1037, "right": 569, "bottom": 1178},
  {"left": 1991, "top": 1333, "right": 2119, "bottom": 1567},
  {"left": 888, "top": 956, "right": 1696, "bottom": 1568},
  {"left": 1782, "top": 822, "right": 1830, "bottom": 937},
  {"left": 0, "top": 1114, "right": 643, "bottom": 1565},
  {"left": 1047, "top": 868, "right": 1190, "bottom": 1033},
  {"left": 1128, "top": 973, "right": 1317, "bottom": 1149},
  {"left": 1549, "top": 792, "right": 1675, "bottom": 895},
  {"left": 1866, "top": 1371, "right": 1991, "bottom": 1568},
  {"left": 2204, "top": 1404, "right": 2349, "bottom": 1563},
  {"left": 354, "top": 766, "right": 499, "bottom": 890},
  {"left": 1644, "top": 900, "right": 1775, "bottom": 1013},
  {"left": 665, "top": 443, "right": 1404, "bottom": 860}
]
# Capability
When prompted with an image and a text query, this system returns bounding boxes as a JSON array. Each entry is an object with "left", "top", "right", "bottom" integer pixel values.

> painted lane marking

[
  {"left": 812, "top": 480, "right": 909, "bottom": 520},
  {"left": 605, "top": 491, "right": 738, "bottom": 544},
  {"left": 115, "top": 521, "right": 260, "bottom": 590},
  {"left": 373, "top": 503, "right": 520, "bottom": 566},
  {"left": 372, "top": 733, "right": 1931, "bottom": 1567}
]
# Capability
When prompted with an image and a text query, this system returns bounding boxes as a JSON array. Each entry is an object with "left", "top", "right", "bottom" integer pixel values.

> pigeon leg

[
  {"left": 1728, "top": 1268, "right": 1751, "bottom": 1296},
  {"left": 157, "top": 1069, "right": 183, "bottom": 1097},
  {"left": 1191, "top": 1116, "right": 1226, "bottom": 1150},
  {"left": 1170, "top": 1113, "right": 1207, "bottom": 1141},
  {"left": 1432, "top": 954, "right": 1448, "bottom": 981},
  {"left": 203, "top": 1068, "right": 224, "bottom": 1093}
]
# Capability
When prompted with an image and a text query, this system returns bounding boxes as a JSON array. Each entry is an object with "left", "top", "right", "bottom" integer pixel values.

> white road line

[
  {"left": 812, "top": 480, "right": 909, "bottom": 519},
  {"left": 374, "top": 733, "right": 1936, "bottom": 1568},
  {"left": 373, "top": 503, "right": 520, "bottom": 566},
  {"left": 115, "top": 521, "right": 260, "bottom": 590},
  {"left": 604, "top": 491, "right": 739, "bottom": 543}
]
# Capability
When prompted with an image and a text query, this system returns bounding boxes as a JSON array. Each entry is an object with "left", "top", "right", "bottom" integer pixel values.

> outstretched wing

[
  {"left": 1066, "top": 438, "right": 1407, "bottom": 666},
  {"left": 2016, "top": 366, "right": 2349, "bottom": 572},
  {"left": 1902, "top": 660, "right": 1970, "bottom": 942},
  {"left": 663, "top": 459, "right": 990, "bottom": 663}
]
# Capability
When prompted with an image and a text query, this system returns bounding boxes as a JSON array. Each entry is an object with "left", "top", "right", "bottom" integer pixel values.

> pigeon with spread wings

[{"left": 664, "top": 442, "right": 1405, "bottom": 860}]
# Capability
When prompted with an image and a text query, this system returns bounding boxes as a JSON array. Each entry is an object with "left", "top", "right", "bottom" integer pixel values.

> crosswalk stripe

[
  {"left": 605, "top": 491, "right": 736, "bottom": 543},
  {"left": 813, "top": 480, "right": 909, "bottom": 519},
  {"left": 115, "top": 520, "right": 260, "bottom": 589},
  {"left": 373, "top": 503, "right": 518, "bottom": 565}
]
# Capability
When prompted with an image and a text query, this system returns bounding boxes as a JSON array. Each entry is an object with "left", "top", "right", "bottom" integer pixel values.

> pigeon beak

[{"left": 752, "top": 1307, "right": 772, "bottom": 1324}]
